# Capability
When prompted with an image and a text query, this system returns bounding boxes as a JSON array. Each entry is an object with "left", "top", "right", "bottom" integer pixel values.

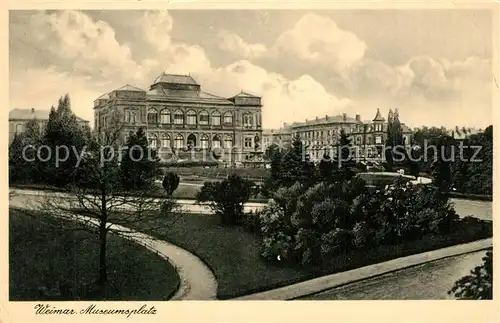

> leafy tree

[
  {"left": 41, "top": 95, "right": 90, "bottom": 186},
  {"left": 337, "top": 129, "right": 355, "bottom": 180},
  {"left": 9, "top": 119, "right": 43, "bottom": 184},
  {"left": 120, "top": 128, "right": 161, "bottom": 191},
  {"left": 162, "top": 172, "right": 180, "bottom": 195},
  {"left": 432, "top": 134, "right": 454, "bottom": 194},
  {"left": 318, "top": 152, "right": 335, "bottom": 181},
  {"left": 40, "top": 114, "right": 178, "bottom": 297},
  {"left": 268, "top": 136, "right": 315, "bottom": 189},
  {"left": 448, "top": 250, "right": 492, "bottom": 299},
  {"left": 196, "top": 174, "right": 254, "bottom": 226}
]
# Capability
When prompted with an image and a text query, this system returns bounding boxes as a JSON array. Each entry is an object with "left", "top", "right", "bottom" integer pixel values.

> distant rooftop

[
  {"left": 153, "top": 73, "right": 199, "bottom": 85},
  {"left": 115, "top": 84, "right": 146, "bottom": 92},
  {"left": 292, "top": 114, "right": 362, "bottom": 128},
  {"left": 9, "top": 108, "right": 88, "bottom": 122}
]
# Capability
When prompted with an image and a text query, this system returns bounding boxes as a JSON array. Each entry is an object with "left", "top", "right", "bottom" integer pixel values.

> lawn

[
  {"left": 119, "top": 211, "right": 493, "bottom": 299},
  {"left": 9, "top": 208, "right": 180, "bottom": 301}
]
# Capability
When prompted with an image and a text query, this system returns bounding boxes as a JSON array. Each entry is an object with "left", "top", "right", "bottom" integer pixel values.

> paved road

[
  {"left": 9, "top": 189, "right": 492, "bottom": 221},
  {"left": 300, "top": 251, "right": 488, "bottom": 300}
]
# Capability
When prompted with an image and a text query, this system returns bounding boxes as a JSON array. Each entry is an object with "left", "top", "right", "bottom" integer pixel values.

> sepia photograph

[{"left": 6, "top": 6, "right": 494, "bottom": 309}]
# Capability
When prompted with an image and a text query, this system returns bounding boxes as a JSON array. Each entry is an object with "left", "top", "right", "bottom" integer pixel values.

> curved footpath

[
  {"left": 9, "top": 188, "right": 493, "bottom": 300},
  {"left": 9, "top": 193, "right": 217, "bottom": 301}
]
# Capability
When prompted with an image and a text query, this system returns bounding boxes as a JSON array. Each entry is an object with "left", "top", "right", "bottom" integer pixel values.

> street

[{"left": 300, "top": 251, "right": 488, "bottom": 300}]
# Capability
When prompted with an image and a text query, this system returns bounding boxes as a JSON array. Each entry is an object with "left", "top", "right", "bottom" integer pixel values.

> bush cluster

[{"left": 259, "top": 177, "right": 460, "bottom": 266}]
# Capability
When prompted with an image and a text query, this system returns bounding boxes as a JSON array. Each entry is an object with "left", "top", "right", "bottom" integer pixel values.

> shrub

[
  {"left": 241, "top": 210, "right": 263, "bottom": 236},
  {"left": 196, "top": 174, "right": 254, "bottom": 226},
  {"left": 162, "top": 172, "right": 180, "bottom": 195},
  {"left": 448, "top": 250, "right": 492, "bottom": 299}
]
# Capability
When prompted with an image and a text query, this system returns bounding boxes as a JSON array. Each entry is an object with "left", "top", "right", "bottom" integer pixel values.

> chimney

[
  {"left": 316, "top": 116, "right": 318, "bottom": 121},
  {"left": 31, "top": 108, "right": 35, "bottom": 113},
  {"left": 355, "top": 114, "right": 361, "bottom": 121},
  {"left": 325, "top": 115, "right": 328, "bottom": 120},
  {"left": 343, "top": 113, "right": 347, "bottom": 122}
]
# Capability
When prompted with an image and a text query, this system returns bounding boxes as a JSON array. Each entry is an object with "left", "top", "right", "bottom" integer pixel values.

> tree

[
  {"left": 196, "top": 174, "right": 254, "bottom": 226},
  {"left": 9, "top": 119, "right": 43, "bottom": 184},
  {"left": 120, "top": 128, "right": 161, "bottom": 191},
  {"left": 338, "top": 129, "right": 354, "bottom": 180},
  {"left": 41, "top": 95, "right": 90, "bottom": 187},
  {"left": 39, "top": 114, "right": 179, "bottom": 297},
  {"left": 318, "top": 152, "right": 335, "bottom": 180},
  {"left": 432, "top": 134, "right": 454, "bottom": 194},
  {"left": 266, "top": 136, "right": 315, "bottom": 189},
  {"left": 448, "top": 250, "right": 492, "bottom": 299},
  {"left": 162, "top": 172, "right": 180, "bottom": 195}
]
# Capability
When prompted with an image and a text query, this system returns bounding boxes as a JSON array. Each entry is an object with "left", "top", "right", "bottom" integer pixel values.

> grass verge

[
  {"left": 9, "top": 208, "right": 180, "bottom": 301},
  {"left": 117, "top": 211, "right": 492, "bottom": 299}
]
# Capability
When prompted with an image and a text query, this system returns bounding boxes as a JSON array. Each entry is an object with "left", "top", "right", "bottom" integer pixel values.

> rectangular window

[
  {"left": 187, "top": 115, "right": 197, "bottom": 125},
  {"left": 244, "top": 137, "right": 253, "bottom": 148},
  {"left": 375, "top": 136, "right": 382, "bottom": 144},
  {"left": 16, "top": 124, "right": 23, "bottom": 133},
  {"left": 200, "top": 114, "right": 209, "bottom": 125},
  {"left": 224, "top": 139, "right": 233, "bottom": 149},
  {"left": 224, "top": 114, "right": 233, "bottom": 125},
  {"left": 161, "top": 112, "right": 171, "bottom": 124},
  {"left": 174, "top": 114, "right": 184, "bottom": 125},
  {"left": 212, "top": 115, "right": 221, "bottom": 126},
  {"left": 243, "top": 115, "right": 253, "bottom": 128},
  {"left": 212, "top": 140, "right": 221, "bottom": 148}
]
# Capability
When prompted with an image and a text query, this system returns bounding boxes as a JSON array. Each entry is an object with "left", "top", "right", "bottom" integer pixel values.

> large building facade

[
  {"left": 8, "top": 108, "right": 89, "bottom": 144},
  {"left": 262, "top": 109, "right": 412, "bottom": 163},
  {"left": 94, "top": 73, "right": 263, "bottom": 163}
]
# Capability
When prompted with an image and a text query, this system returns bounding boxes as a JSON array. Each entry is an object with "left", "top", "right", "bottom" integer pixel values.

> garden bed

[
  {"left": 9, "top": 208, "right": 180, "bottom": 301},
  {"left": 117, "top": 211, "right": 492, "bottom": 299}
]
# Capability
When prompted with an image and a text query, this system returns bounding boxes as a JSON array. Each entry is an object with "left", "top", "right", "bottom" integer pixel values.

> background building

[
  {"left": 94, "top": 73, "right": 263, "bottom": 164},
  {"left": 8, "top": 108, "right": 89, "bottom": 144},
  {"left": 262, "top": 108, "right": 412, "bottom": 163}
]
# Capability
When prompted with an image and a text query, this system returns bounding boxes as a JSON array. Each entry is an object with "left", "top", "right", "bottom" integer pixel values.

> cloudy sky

[{"left": 9, "top": 9, "right": 494, "bottom": 129}]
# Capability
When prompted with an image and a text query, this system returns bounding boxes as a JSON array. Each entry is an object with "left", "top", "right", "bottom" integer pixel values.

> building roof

[
  {"left": 373, "top": 108, "right": 385, "bottom": 121},
  {"left": 153, "top": 73, "right": 199, "bottom": 85},
  {"left": 291, "top": 114, "right": 362, "bottom": 128},
  {"left": 9, "top": 108, "right": 88, "bottom": 123},
  {"left": 96, "top": 93, "right": 110, "bottom": 100},
  {"left": 147, "top": 87, "right": 233, "bottom": 104},
  {"left": 230, "top": 91, "right": 260, "bottom": 98},
  {"left": 115, "top": 84, "right": 146, "bottom": 92},
  {"left": 9, "top": 108, "right": 50, "bottom": 120}
]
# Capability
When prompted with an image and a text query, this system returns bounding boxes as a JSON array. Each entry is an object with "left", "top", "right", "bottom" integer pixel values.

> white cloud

[
  {"left": 198, "top": 60, "right": 352, "bottom": 128},
  {"left": 217, "top": 30, "right": 268, "bottom": 59},
  {"left": 272, "top": 13, "right": 367, "bottom": 72},
  {"left": 9, "top": 67, "right": 103, "bottom": 123},
  {"left": 9, "top": 10, "right": 493, "bottom": 130},
  {"left": 31, "top": 10, "right": 146, "bottom": 81}
]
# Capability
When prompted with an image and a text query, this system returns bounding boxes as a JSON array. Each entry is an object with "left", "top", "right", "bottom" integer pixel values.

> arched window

[
  {"left": 211, "top": 111, "right": 221, "bottom": 126},
  {"left": 200, "top": 134, "right": 209, "bottom": 149},
  {"left": 147, "top": 108, "right": 158, "bottom": 124},
  {"left": 212, "top": 135, "right": 221, "bottom": 148},
  {"left": 199, "top": 111, "right": 209, "bottom": 125},
  {"left": 187, "top": 134, "right": 196, "bottom": 149},
  {"left": 223, "top": 112, "right": 233, "bottom": 125},
  {"left": 148, "top": 133, "right": 158, "bottom": 148},
  {"left": 161, "top": 133, "right": 170, "bottom": 148},
  {"left": 174, "top": 110, "right": 184, "bottom": 125},
  {"left": 186, "top": 110, "right": 197, "bottom": 125},
  {"left": 224, "top": 134, "right": 233, "bottom": 149},
  {"left": 160, "top": 109, "right": 171, "bottom": 124},
  {"left": 174, "top": 134, "right": 184, "bottom": 149}
]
